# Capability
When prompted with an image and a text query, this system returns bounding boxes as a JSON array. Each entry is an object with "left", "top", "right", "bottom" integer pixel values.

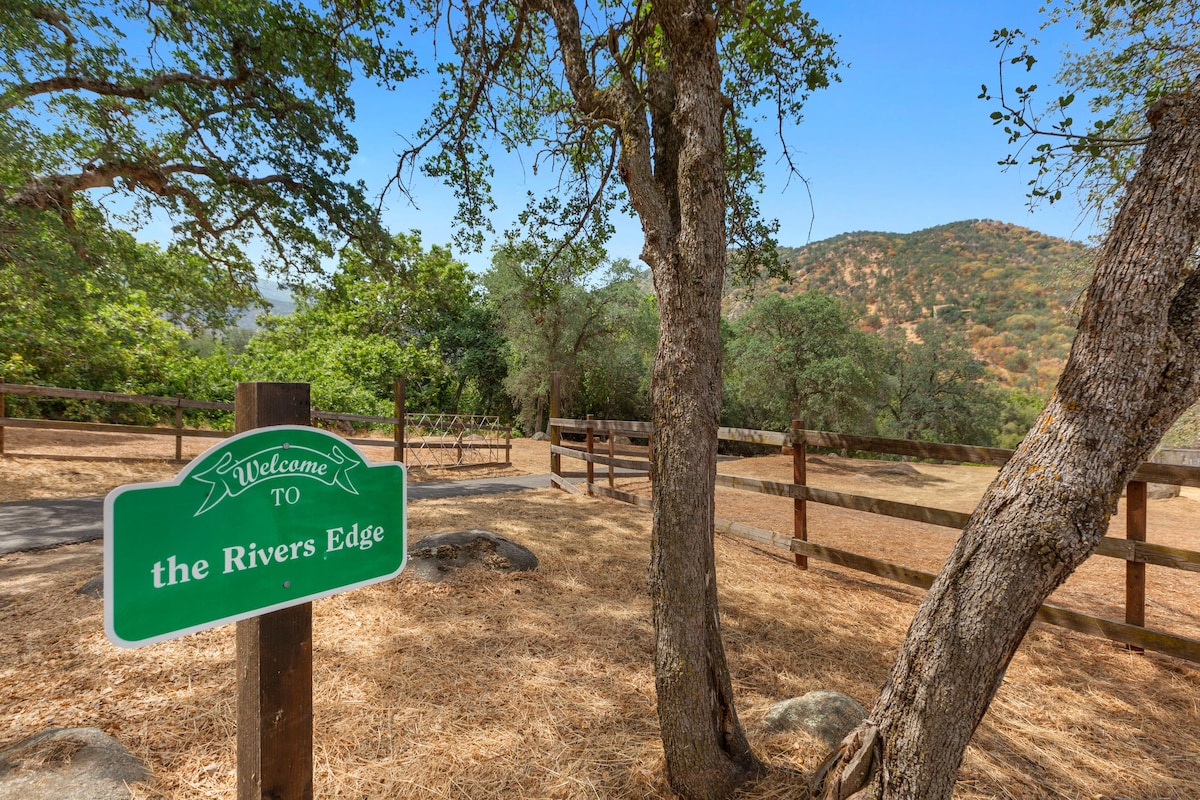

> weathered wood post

[
  {"left": 585, "top": 414, "right": 595, "bottom": 486},
  {"left": 1125, "top": 479, "right": 1148, "bottom": 652},
  {"left": 235, "top": 382, "right": 313, "bottom": 800},
  {"left": 549, "top": 371, "right": 562, "bottom": 483},
  {"left": 174, "top": 396, "right": 184, "bottom": 461},
  {"left": 792, "top": 419, "right": 808, "bottom": 570},
  {"left": 608, "top": 429, "right": 615, "bottom": 489},
  {"left": 394, "top": 377, "right": 406, "bottom": 465},
  {"left": 0, "top": 378, "right": 6, "bottom": 456}
]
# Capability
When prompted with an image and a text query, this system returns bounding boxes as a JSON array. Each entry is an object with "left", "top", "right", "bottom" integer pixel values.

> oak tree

[
  {"left": 725, "top": 291, "right": 881, "bottom": 434},
  {"left": 389, "top": 1, "right": 839, "bottom": 796},
  {"left": 484, "top": 241, "right": 645, "bottom": 434},
  {"left": 1, "top": 0, "right": 406, "bottom": 283}
]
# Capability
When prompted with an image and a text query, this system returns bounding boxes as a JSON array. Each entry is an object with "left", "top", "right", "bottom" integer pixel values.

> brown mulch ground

[{"left": 1, "top": 429, "right": 1198, "bottom": 798}]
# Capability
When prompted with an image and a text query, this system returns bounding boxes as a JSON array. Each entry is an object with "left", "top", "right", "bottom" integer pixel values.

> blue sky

[{"left": 345, "top": 0, "right": 1101, "bottom": 274}]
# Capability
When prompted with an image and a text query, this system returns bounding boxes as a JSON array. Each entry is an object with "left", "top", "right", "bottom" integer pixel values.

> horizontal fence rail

[
  {"left": 0, "top": 382, "right": 511, "bottom": 468},
  {"left": 548, "top": 415, "right": 1200, "bottom": 664}
]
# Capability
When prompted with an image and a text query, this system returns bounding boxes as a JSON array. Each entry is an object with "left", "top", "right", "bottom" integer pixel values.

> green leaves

[
  {"left": 724, "top": 292, "right": 881, "bottom": 433},
  {"left": 2, "top": 0, "right": 413, "bottom": 278},
  {"left": 387, "top": 1, "right": 839, "bottom": 279},
  {"left": 986, "top": 0, "right": 1198, "bottom": 216},
  {"left": 483, "top": 239, "right": 652, "bottom": 432}
]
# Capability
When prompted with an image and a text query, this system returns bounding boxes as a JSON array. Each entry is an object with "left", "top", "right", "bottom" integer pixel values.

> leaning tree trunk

[{"left": 820, "top": 79, "right": 1200, "bottom": 800}]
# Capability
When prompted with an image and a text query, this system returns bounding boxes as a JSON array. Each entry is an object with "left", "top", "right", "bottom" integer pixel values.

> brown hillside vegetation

[
  {"left": 1, "top": 432, "right": 1198, "bottom": 798},
  {"left": 726, "top": 220, "right": 1094, "bottom": 393}
]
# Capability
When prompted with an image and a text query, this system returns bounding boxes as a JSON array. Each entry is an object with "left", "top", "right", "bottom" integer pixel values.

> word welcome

[{"left": 190, "top": 444, "right": 359, "bottom": 515}]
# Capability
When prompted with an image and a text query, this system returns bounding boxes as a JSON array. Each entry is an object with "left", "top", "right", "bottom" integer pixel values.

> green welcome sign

[{"left": 105, "top": 426, "right": 407, "bottom": 648}]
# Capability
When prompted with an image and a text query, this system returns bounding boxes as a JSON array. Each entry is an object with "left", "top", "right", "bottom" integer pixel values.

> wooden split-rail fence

[
  {"left": 0, "top": 380, "right": 511, "bottom": 468},
  {"left": 548, "top": 415, "right": 1200, "bottom": 664}
]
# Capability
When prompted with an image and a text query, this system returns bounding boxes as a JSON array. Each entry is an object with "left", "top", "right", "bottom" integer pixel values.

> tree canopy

[
  {"left": 484, "top": 240, "right": 653, "bottom": 433},
  {"left": 1, "top": 0, "right": 407, "bottom": 280},
  {"left": 241, "top": 232, "right": 503, "bottom": 415},
  {"left": 725, "top": 292, "right": 881, "bottom": 433},
  {"left": 392, "top": 0, "right": 839, "bottom": 275}
]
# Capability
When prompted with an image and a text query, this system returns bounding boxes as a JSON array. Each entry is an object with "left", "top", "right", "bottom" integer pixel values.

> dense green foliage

[
  {"left": 0, "top": 200, "right": 260, "bottom": 420},
  {"left": 240, "top": 233, "right": 507, "bottom": 416},
  {"left": 483, "top": 241, "right": 655, "bottom": 434},
  {"left": 878, "top": 321, "right": 1003, "bottom": 445},
  {"left": 1, "top": 0, "right": 407, "bottom": 421},
  {"left": 5, "top": 217, "right": 1077, "bottom": 444},
  {"left": 722, "top": 292, "right": 1007, "bottom": 446},
  {"left": 724, "top": 292, "right": 881, "bottom": 433},
  {"left": 1, "top": 0, "right": 403, "bottom": 278}
]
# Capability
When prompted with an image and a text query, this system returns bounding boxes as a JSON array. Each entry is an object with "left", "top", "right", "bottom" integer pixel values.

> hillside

[{"left": 726, "top": 220, "right": 1094, "bottom": 392}]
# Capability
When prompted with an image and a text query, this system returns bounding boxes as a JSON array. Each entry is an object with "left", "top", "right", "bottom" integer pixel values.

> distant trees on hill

[
  {"left": 731, "top": 219, "right": 1093, "bottom": 394},
  {"left": 6, "top": 224, "right": 1047, "bottom": 446},
  {"left": 722, "top": 292, "right": 1015, "bottom": 446}
]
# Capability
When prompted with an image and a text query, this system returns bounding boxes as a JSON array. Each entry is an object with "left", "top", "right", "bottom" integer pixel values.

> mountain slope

[{"left": 726, "top": 220, "right": 1094, "bottom": 392}]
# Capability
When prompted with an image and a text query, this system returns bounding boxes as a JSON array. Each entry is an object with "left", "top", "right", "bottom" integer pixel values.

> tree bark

[
  {"left": 637, "top": 5, "right": 761, "bottom": 798},
  {"left": 597, "top": 3, "right": 758, "bottom": 796},
  {"left": 820, "top": 78, "right": 1200, "bottom": 800},
  {"left": 537, "top": 1, "right": 759, "bottom": 794}
]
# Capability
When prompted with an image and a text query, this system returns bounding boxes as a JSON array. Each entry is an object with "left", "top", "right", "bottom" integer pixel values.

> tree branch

[{"left": 4, "top": 69, "right": 253, "bottom": 111}]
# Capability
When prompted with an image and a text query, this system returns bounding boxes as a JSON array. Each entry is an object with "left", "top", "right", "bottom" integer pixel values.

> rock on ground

[
  {"left": 407, "top": 529, "right": 538, "bottom": 583},
  {"left": 0, "top": 727, "right": 150, "bottom": 800},
  {"left": 760, "top": 690, "right": 867, "bottom": 750}
]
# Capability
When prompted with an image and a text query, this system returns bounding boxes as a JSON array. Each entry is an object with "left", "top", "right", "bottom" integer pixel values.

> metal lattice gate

[{"left": 404, "top": 413, "right": 510, "bottom": 468}]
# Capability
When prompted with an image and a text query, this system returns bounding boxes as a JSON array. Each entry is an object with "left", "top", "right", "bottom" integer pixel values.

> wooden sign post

[
  {"left": 236, "top": 382, "right": 313, "bottom": 800},
  {"left": 105, "top": 381, "right": 408, "bottom": 799}
]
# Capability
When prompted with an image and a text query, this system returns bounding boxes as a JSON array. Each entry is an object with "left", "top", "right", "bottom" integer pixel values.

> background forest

[{"left": 4, "top": 214, "right": 1098, "bottom": 449}]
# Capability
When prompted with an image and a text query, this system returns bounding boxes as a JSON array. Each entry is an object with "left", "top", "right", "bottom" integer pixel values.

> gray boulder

[
  {"left": 407, "top": 530, "right": 538, "bottom": 583},
  {"left": 0, "top": 727, "right": 150, "bottom": 800},
  {"left": 76, "top": 575, "right": 104, "bottom": 599},
  {"left": 873, "top": 463, "right": 920, "bottom": 477},
  {"left": 1148, "top": 483, "right": 1181, "bottom": 499},
  {"left": 761, "top": 690, "right": 867, "bottom": 750}
]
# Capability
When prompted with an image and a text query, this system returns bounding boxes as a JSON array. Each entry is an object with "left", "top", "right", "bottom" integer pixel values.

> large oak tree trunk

[
  {"left": 821, "top": 78, "right": 1200, "bottom": 800},
  {"left": 540, "top": 1, "right": 766, "bottom": 794},
  {"left": 642, "top": 6, "right": 759, "bottom": 799}
]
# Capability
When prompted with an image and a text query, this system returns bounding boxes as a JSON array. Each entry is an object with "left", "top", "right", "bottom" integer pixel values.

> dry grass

[{"left": 2, "top": 432, "right": 1199, "bottom": 798}]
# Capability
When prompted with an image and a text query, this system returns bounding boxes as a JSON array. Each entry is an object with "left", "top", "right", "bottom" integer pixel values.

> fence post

[
  {"left": 585, "top": 414, "right": 595, "bottom": 487},
  {"left": 1125, "top": 479, "right": 1147, "bottom": 652},
  {"left": 0, "top": 378, "right": 6, "bottom": 456},
  {"left": 792, "top": 420, "right": 808, "bottom": 570},
  {"left": 174, "top": 396, "right": 184, "bottom": 461},
  {"left": 549, "top": 371, "right": 562, "bottom": 483},
  {"left": 608, "top": 430, "right": 615, "bottom": 488},
  {"left": 394, "top": 378, "right": 406, "bottom": 465},
  {"left": 235, "top": 382, "right": 313, "bottom": 800},
  {"left": 505, "top": 424, "right": 512, "bottom": 465}
]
